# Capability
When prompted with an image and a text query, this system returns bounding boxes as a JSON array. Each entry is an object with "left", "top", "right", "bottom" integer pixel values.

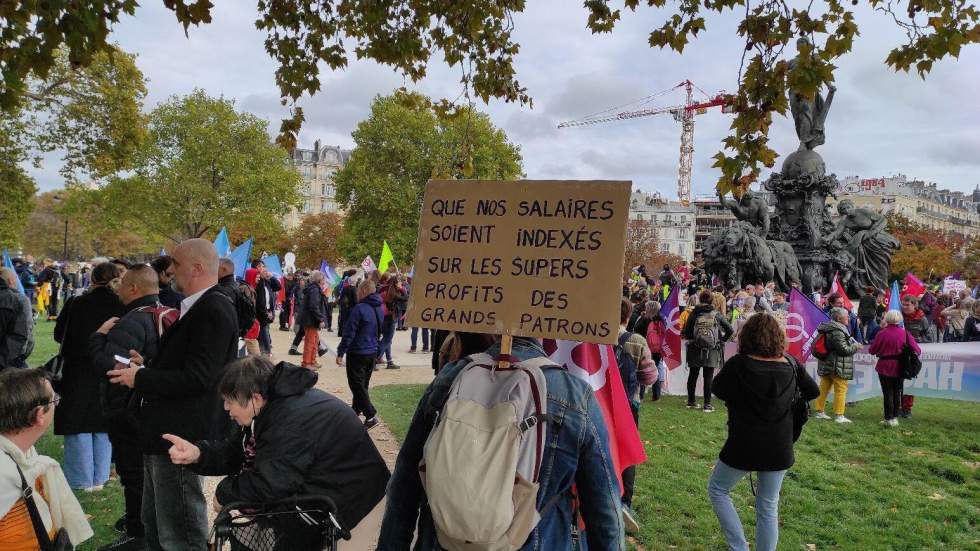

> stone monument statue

[
  {"left": 788, "top": 38, "right": 836, "bottom": 152},
  {"left": 701, "top": 41, "right": 898, "bottom": 297}
]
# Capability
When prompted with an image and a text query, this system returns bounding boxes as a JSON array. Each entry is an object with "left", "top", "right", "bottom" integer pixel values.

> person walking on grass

[
  {"left": 813, "top": 307, "right": 863, "bottom": 424},
  {"left": 869, "top": 310, "right": 921, "bottom": 427},
  {"left": 682, "top": 289, "right": 733, "bottom": 412},
  {"left": 709, "top": 313, "right": 819, "bottom": 551},
  {"left": 335, "top": 280, "right": 384, "bottom": 430}
]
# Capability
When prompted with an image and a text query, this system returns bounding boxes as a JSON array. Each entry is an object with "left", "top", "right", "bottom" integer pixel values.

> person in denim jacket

[{"left": 377, "top": 336, "right": 625, "bottom": 551}]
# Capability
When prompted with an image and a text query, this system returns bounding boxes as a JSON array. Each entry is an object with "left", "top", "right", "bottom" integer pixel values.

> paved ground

[{"left": 204, "top": 323, "right": 434, "bottom": 550}]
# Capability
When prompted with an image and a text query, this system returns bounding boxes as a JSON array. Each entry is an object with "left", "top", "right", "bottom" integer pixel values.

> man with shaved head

[
  {"left": 89, "top": 263, "right": 172, "bottom": 550},
  {"left": 106, "top": 238, "right": 238, "bottom": 550}
]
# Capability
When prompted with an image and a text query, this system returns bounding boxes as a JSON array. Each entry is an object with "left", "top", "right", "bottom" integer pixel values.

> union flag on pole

[
  {"left": 825, "top": 273, "right": 854, "bottom": 311},
  {"left": 786, "top": 288, "right": 830, "bottom": 364},
  {"left": 542, "top": 339, "right": 647, "bottom": 494},
  {"left": 904, "top": 273, "right": 926, "bottom": 297},
  {"left": 660, "top": 286, "right": 683, "bottom": 370}
]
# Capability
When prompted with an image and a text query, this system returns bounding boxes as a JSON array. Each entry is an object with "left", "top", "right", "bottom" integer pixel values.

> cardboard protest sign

[
  {"left": 406, "top": 180, "right": 631, "bottom": 344},
  {"left": 943, "top": 277, "right": 967, "bottom": 295}
]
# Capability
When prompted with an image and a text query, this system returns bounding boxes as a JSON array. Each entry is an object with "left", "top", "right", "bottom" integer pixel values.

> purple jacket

[{"left": 868, "top": 325, "right": 921, "bottom": 377}]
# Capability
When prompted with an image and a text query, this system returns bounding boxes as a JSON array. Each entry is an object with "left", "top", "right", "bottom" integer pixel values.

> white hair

[
  {"left": 883, "top": 310, "right": 903, "bottom": 326},
  {"left": 829, "top": 307, "right": 849, "bottom": 323}
]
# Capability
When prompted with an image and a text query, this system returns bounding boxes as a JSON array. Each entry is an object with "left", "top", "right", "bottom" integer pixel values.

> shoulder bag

[{"left": 4, "top": 453, "right": 73, "bottom": 550}]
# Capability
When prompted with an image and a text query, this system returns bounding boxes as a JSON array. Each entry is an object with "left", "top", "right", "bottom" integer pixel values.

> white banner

[
  {"left": 665, "top": 342, "right": 980, "bottom": 402},
  {"left": 943, "top": 277, "right": 967, "bottom": 295}
]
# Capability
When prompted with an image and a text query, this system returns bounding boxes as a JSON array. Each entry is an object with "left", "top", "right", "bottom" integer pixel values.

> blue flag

[
  {"left": 2, "top": 250, "right": 25, "bottom": 294},
  {"left": 230, "top": 239, "right": 253, "bottom": 279},
  {"left": 213, "top": 227, "right": 231, "bottom": 257},
  {"left": 888, "top": 280, "right": 903, "bottom": 326},
  {"left": 159, "top": 248, "right": 167, "bottom": 257},
  {"left": 261, "top": 255, "right": 283, "bottom": 277}
]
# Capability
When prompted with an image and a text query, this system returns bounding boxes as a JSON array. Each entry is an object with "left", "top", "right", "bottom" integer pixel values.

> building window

[
  {"left": 681, "top": 215, "right": 686, "bottom": 223},
  {"left": 303, "top": 200, "right": 312, "bottom": 213},
  {"left": 660, "top": 242, "right": 669, "bottom": 253},
  {"left": 678, "top": 228, "right": 687, "bottom": 239}
]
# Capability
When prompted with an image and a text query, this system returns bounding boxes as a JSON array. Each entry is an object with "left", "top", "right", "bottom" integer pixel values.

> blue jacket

[
  {"left": 377, "top": 338, "right": 625, "bottom": 551},
  {"left": 336, "top": 293, "right": 383, "bottom": 357}
]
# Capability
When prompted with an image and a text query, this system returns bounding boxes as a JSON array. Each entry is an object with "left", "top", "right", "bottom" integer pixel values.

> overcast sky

[{"left": 26, "top": 1, "right": 980, "bottom": 198}]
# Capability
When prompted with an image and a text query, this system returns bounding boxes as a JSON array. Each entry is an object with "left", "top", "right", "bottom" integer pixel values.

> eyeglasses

[{"left": 47, "top": 392, "right": 61, "bottom": 408}]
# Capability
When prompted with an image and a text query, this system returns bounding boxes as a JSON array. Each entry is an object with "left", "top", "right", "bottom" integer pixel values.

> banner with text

[
  {"left": 406, "top": 180, "right": 631, "bottom": 344},
  {"left": 665, "top": 341, "right": 980, "bottom": 402}
]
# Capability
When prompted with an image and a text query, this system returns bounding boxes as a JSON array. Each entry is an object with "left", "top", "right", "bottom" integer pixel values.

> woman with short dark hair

[{"left": 708, "top": 313, "right": 819, "bottom": 551}]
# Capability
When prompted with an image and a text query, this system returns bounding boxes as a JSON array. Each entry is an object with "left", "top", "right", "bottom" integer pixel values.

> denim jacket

[{"left": 377, "top": 338, "right": 625, "bottom": 551}]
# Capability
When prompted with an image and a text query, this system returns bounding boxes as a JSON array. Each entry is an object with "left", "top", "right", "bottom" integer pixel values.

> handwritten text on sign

[{"left": 406, "top": 180, "right": 631, "bottom": 345}]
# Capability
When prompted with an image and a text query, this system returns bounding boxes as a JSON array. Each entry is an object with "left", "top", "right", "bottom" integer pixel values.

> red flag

[
  {"left": 825, "top": 273, "right": 854, "bottom": 311},
  {"left": 660, "top": 286, "right": 684, "bottom": 370},
  {"left": 904, "top": 273, "right": 926, "bottom": 297},
  {"left": 542, "top": 339, "right": 647, "bottom": 493}
]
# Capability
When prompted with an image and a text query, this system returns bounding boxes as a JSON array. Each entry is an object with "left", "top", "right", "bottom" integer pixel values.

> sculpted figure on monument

[
  {"left": 788, "top": 38, "right": 836, "bottom": 151},
  {"left": 822, "top": 200, "right": 899, "bottom": 291},
  {"left": 718, "top": 189, "right": 769, "bottom": 236}
]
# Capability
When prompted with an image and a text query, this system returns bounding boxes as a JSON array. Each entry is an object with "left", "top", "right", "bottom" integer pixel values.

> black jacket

[
  {"left": 713, "top": 354, "right": 819, "bottom": 471},
  {"left": 53, "top": 286, "right": 126, "bottom": 434},
  {"left": 254, "top": 276, "right": 281, "bottom": 325},
  {"left": 297, "top": 284, "right": 327, "bottom": 329},
  {"left": 682, "top": 305, "right": 734, "bottom": 369},
  {"left": 158, "top": 283, "right": 184, "bottom": 309},
  {"left": 88, "top": 294, "right": 165, "bottom": 421},
  {"left": 218, "top": 274, "right": 255, "bottom": 337},
  {"left": 134, "top": 286, "right": 238, "bottom": 454},
  {"left": 0, "top": 278, "right": 30, "bottom": 369},
  {"left": 194, "top": 362, "right": 390, "bottom": 532}
]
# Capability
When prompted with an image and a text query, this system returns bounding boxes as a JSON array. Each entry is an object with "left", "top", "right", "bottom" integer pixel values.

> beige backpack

[{"left": 420, "top": 353, "right": 554, "bottom": 550}]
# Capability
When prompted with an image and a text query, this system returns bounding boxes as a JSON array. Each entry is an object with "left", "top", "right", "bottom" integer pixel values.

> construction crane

[{"left": 557, "top": 80, "right": 733, "bottom": 206}]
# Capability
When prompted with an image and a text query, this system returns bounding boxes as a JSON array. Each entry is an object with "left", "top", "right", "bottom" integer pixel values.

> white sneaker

[
  {"left": 888, "top": 418, "right": 899, "bottom": 427},
  {"left": 814, "top": 411, "right": 831, "bottom": 420},
  {"left": 834, "top": 416, "right": 852, "bottom": 424}
]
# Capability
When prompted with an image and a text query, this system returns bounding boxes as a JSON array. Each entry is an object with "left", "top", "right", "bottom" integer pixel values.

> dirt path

[{"left": 203, "top": 324, "right": 433, "bottom": 549}]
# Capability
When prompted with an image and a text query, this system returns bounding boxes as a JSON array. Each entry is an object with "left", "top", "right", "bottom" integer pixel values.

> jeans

[
  {"left": 687, "top": 365, "right": 715, "bottom": 406},
  {"left": 257, "top": 323, "right": 272, "bottom": 354},
  {"left": 377, "top": 316, "right": 395, "bottom": 362},
  {"left": 816, "top": 374, "right": 849, "bottom": 416},
  {"left": 879, "top": 374, "right": 903, "bottom": 420},
  {"left": 142, "top": 454, "right": 208, "bottom": 551},
  {"left": 346, "top": 353, "right": 377, "bottom": 418},
  {"left": 410, "top": 327, "right": 430, "bottom": 350},
  {"left": 708, "top": 460, "right": 787, "bottom": 551},
  {"left": 63, "top": 433, "right": 112, "bottom": 489},
  {"left": 109, "top": 426, "right": 144, "bottom": 537}
]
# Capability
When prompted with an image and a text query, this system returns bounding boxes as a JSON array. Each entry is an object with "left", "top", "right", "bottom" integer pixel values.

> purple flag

[
  {"left": 661, "top": 286, "right": 683, "bottom": 370},
  {"left": 786, "top": 288, "right": 830, "bottom": 364}
]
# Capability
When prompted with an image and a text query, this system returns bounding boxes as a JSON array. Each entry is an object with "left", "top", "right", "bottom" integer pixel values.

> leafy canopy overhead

[
  {"left": 334, "top": 91, "right": 522, "bottom": 265},
  {"left": 66, "top": 90, "right": 302, "bottom": 244},
  {"left": 2, "top": 1, "right": 977, "bottom": 193}
]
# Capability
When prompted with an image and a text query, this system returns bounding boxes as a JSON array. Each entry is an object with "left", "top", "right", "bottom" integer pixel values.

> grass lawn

[
  {"left": 374, "top": 384, "right": 980, "bottom": 550},
  {"left": 28, "top": 320, "right": 126, "bottom": 550}
]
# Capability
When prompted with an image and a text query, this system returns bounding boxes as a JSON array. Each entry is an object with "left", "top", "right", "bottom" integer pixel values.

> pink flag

[
  {"left": 904, "top": 273, "right": 926, "bottom": 297},
  {"left": 660, "top": 286, "right": 684, "bottom": 370},
  {"left": 543, "top": 339, "right": 647, "bottom": 493},
  {"left": 786, "top": 288, "right": 831, "bottom": 364},
  {"left": 825, "top": 273, "right": 854, "bottom": 311}
]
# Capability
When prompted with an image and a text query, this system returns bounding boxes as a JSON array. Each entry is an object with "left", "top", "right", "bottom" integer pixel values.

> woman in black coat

[
  {"left": 53, "top": 261, "right": 125, "bottom": 490},
  {"left": 707, "top": 313, "right": 819, "bottom": 551}
]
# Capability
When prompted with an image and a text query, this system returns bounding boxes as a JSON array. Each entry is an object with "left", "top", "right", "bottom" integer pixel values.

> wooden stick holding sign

[
  {"left": 498, "top": 334, "right": 513, "bottom": 369},
  {"left": 406, "top": 179, "right": 631, "bottom": 351}
]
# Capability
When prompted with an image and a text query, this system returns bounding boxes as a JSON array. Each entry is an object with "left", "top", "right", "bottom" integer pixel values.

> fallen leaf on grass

[
  {"left": 963, "top": 461, "right": 980, "bottom": 470},
  {"left": 806, "top": 544, "right": 817, "bottom": 551},
  {"left": 908, "top": 450, "right": 926, "bottom": 456},
  {"left": 927, "top": 493, "right": 945, "bottom": 500}
]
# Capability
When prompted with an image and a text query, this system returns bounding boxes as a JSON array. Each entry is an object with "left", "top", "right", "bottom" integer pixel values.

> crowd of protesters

[{"left": 1, "top": 246, "right": 978, "bottom": 551}]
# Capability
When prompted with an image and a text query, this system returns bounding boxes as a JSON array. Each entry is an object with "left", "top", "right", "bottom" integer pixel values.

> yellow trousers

[{"left": 816, "top": 374, "right": 849, "bottom": 416}]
